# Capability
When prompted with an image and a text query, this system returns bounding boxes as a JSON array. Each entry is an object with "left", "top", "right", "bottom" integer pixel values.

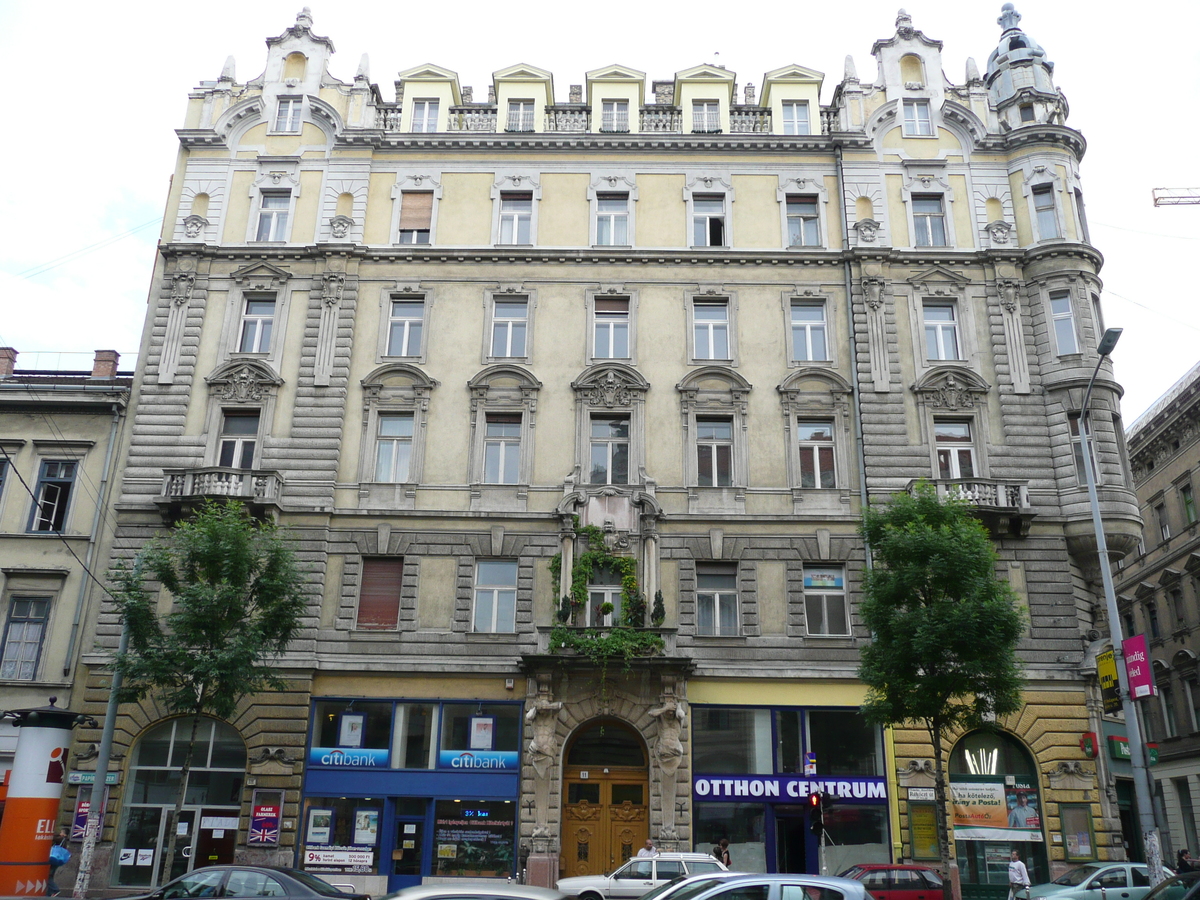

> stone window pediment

[
  {"left": 572, "top": 364, "right": 649, "bottom": 409},
  {"left": 912, "top": 366, "right": 990, "bottom": 410},
  {"left": 205, "top": 360, "right": 283, "bottom": 403}
]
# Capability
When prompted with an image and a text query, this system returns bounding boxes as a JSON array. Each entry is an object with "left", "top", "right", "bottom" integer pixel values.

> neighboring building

[
  {"left": 71, "top": 6, "right": 1144, "bottom": 894},
  {"left": 1116, "top": 361, "right": 1200, "bottom": 861},
  {"left": 0, "top": 349, "right": 131, "bottom": 779}
]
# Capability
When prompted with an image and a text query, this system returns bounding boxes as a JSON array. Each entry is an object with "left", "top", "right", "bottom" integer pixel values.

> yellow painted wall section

[
  {"left": 161, "top": 151, "right": 191, "bottom": 241},
  {"left": 757, "top": 561, "right": 786, "bottom": 634},
  {"left": 184, "top": 97, "right": 204, "bottom": 130},
  {"left": 824, "top": 175, "right": 844, "bottom": 249},
  {"left": 732, "top": 175, "right": 781, "bottom": 248},
  {"left": 766, "top": 85, "right": 821, "bottom": 134},
  {"left": 690, "top": 680, "right": 868, "bottom": 705},
  {"left": 588, "top": 83, "right": 640, "bottom": 121},
  {"left": 238, "top": 123, "right": 269, "bottom": 149},
  {"left": 223, "top": 171, "right": 255, "bottom": 242},
  {"left": 496, "top": 82, "right": 546, "bottom": 133},
  {"left": 886, "top": 174, "right": 909, "bottom": 246},
  {"left": 950, "top": 175, "right": 974, "bottom": 248},
  {"left": 293, "top": 170, "right": 324, "bottom": 244},
  {"left": 312, "top": 673, "right": 518, "bottom": 699},
  {"left": 539, "top": 174, "right": 590, "bottom": 246},
  {"left": 363, "top": 173, "right": 396, "bottom": 244},
  {"left": 404, "top": 84, "right": 456, "bottom": 133},
  {"left": 635, "top": 174, "right": 685, "bottom": 247},
  {"left": 680, "top": 81, "right": 731, "bottom": 133},
  {"left": 418, "top": 556, "right": 458, "bottom": 629},
  {"left": 420, "top": 282, "right": 485, "bottom": 483},
  {"left": 440, "top": 173, "right": 496, "bottom": 245},
  {"left": 1009, "top": 171, "right": 1033, "bottom": 245}
]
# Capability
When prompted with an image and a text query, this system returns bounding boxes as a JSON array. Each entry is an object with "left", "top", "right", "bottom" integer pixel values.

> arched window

[
  {"left": 115, "top": 717, "right": 246, "bottom": 886},
  {"left": 566, "top": 720, "right": 645, "bottom": 767}
]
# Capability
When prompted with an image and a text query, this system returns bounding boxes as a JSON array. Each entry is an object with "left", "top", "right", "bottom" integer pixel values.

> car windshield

[
  {"left": 1142, "top": 871, "right": 1200, "bottom": 900},
  {"left": 664, "top": 880, "right": 731, "bottom": 900},
  {"left": 281, "top": 869, "right": 351, "bottom": 897},
  {"left": 1054, "top": 866, "right": 1103, "bottom": 887}
]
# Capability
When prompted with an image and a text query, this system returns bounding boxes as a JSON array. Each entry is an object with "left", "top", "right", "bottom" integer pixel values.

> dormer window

[
  {"left": 274, "top": 98, "right": 303, "bottom": 133},
  {"left": 412, "top": 99, "right": 439, "bottom": 133},
  {"left": 506, "top": 100, "right": 535, "bottom": 132},
  {"left": 601, "top": 101, "right": 629, "bottom": 133},
  {"left": 902, "top": 99, "right": 933, "bottom": 136},
  {"left": 782, "top": 101, "right": 810, "bottom": 136},
  {"left": 692, "top": 101, "right": 721, "bottom": 134}
]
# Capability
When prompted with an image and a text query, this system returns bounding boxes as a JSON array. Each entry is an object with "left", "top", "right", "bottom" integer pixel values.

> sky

[{"left": 1, "top": 0, "right": 1197, "bottom": 424}]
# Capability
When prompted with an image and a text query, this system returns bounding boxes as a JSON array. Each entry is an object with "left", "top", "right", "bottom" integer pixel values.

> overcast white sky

[{"left": 1, "top": 0, "right": 1197, "bottom": 423}]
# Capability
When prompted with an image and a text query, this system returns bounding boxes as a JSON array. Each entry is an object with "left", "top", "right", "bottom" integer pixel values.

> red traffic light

[{"left": 808, "top": 791, "right": 821, "bottom": 808}]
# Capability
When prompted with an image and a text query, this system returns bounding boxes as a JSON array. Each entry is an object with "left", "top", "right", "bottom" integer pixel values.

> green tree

[
  {"left": 858, "top": 486, "right": 1024, "bottom": 897},
  {"left": 112, "top": 501, "right": 306, "bottom": 885}
]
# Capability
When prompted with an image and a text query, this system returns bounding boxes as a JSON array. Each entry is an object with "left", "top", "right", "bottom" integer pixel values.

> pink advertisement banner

[{"left": 1123, "top": 634, "right": 1157, "bottom": 699}]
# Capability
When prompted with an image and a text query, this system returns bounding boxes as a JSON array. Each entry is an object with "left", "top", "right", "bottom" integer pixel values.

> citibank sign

[
  {"left": 693, "top": 776, "right": 887, "bottom": 801},
  {"left": 308, "top": 747, "right": 390, "bottom": 768}
]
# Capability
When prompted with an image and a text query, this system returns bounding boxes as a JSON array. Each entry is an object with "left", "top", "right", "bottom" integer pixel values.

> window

[
  {"left": 29, "top": 461, "right": 76, "bottom": 532},
  {"left": 375, "top": 414, "right": 414, "bottom": 482},
  {"left": 491, "top": 297, "right": 528, "bottom": 357},
  {"left": 255, "top": 191, "right": 290, "bottom": 242},
  {"left": 593, "top": 297, "right": 630, "bottom": 359},
  {"left": 912, "top": 195, "right": 947, "bottom": 247},
  {"left": 1183, "top": 483, "right": 1197, "bottom": 525},
  {"left": 693, "top": 100, "right": 720, "bottom": 133},
  {"left": 590, "top": 416, "right": 629, "bottom": 485},
  {"left": 786, "top": 197, "right": 820, "bottom": 247},
  {"left": 483, "top": 414, "right": 521, "bottom": 484},
  {"left": 498, "top": 193, "right": 532, "bottom": 244},
  {"left": 782, "top": 100, "right": 810, "bottom": 135},
  {"left": 923, "top": 301, "right": 960, "bottom": 360},
  {"left": 398, "top": 192, "right": 433, "bottom": 244},
  {"left": 274, "top": 98, "right": 302, "bottom": 132},
  {"left": 1033, "top": 185, "right": 1060, "bottom": 239},
  {"left": 697, "top": 418, "right": 733, "bottom": 487},
  {"left": 1069, "top": 413, "right": 1097, "bottom": 485},
  {"left": 411, "top": 99, "right": 439, "bottom": 133},
  {"left": 225, "top": 872, "right": 286, "bottom": 898},
  {"left": 692, "top": 195, "right": 726, "bottom": 247},
  {"left": 1172, "top": 587, "right": 1187, "bottom": 624},
  {"left": 506, "top": 100, "right": 534, "bottom": 132},
  {"left": 696, "top": 563, "right": 738, "bottom": 636},
  {"left": 218, "top": 412, "right": 259, "bottom": 468},
  {"left": 357, "top": 558, "right": 403, "bottom": 630},
  {"left": 387, "top": 298, "right": 424, "bottom": 356},
  {"left": 1049, "top": 291, "right": 1078, "bottom": 354},
  {"left": 0, "top": 597, "right": 49, "bottom": 679},
  {"left": 1160, "top": 682, "right": 1177, "bottom": 736},
  {"left": 596, "top": 194, "right": 629, "bottom": 245},
  {"left": 1019, "top": 104, "right": 1036, "bottom": 123},
  {"left": 902, "top": 99, "right": 933, "bottom": 136},
  {"left": 1157, "top": 503, "right": 1172, "bottom": 542},
  {"left": 587, "top": 566, "right": 623, "bottom": 626},
  {"left": 693, "top": 299, "right": 730, "bottom": 359},
  {"left": 1148, "top": 602, "right": 1161, "bottom": 639},
  {"left": 238, "top": 294, "right": 276, "bottom": 353},
  {"left": 600, "top": 100, "right": 629, "bottom": 133},
  {"left": 473, "top": 560, "right": 517, "bottom": 633},
  {"left": 804, "top": 566, "right": 849, "bottom": 636},
  {"left": 798, "top": 420, "right": 835, "bottom": 488},
  {"left": 935, "top": 420, "right": 976, "bottom": 479},
  {"left": 1189, "top": 681, "right": 1200, "bottom": 733},
  {"left": 790, "top": 301, "right": 828, "bottom": 362}
]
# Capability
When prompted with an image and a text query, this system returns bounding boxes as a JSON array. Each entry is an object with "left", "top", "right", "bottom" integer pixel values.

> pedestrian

[
  {"left": 717, "top": 838, "right": 732, "bottom": 867},
  {"left": 1007, "top": 850, "right": 1030, "bottom": 900},
  {"left": 637, "top": 839, "right": 659, "bottom": 858},
  {"left": 1178, "top": 850, "right": 1193, "bottom": 873},
  {"left": 47, "top": 827, "right": 70, "bottom": 897}
]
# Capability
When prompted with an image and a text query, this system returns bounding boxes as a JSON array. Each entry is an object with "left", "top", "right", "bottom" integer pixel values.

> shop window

[
  {"left": 692, "top": 706, "right": 772, "bottom": 774},
  {"left": 692, "top": 803, "right": 766, "bottom": 874},
  {"left": 311, "top": 700, "right": 394, "bottom": 752},
  {"left": 300, "top": 796, "right": 385, "bottom": 871},
  {"left": 809, "top": 710, "right": 881, "bottom": 776},
  {"left": 431, "top": 800, "right": 517, "bottom": 877},
  {"left": 356, "top": 558, "right": 403, "bottom": 630},
  {"left": 439, "top": 703, "right": 521, "bottom": 761}
]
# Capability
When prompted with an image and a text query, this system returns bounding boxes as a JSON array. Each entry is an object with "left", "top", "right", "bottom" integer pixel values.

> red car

[{"left": 839, "top": 865, "right": 944, "bottom": 900}]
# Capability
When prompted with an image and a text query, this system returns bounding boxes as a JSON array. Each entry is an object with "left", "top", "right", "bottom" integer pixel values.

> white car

[{"left": 558, "top": 853, "right": 729, "bottom": 900}]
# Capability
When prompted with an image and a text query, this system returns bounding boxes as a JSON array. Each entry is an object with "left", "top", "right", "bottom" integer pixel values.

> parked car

[
  {"left": 557, "top": 853, "right": 728, "bottom": 900},
  {"left": 1134, "top": 871, "right": 1200, "bottom": 900},
  {"left": 119, "top": 866, "right": 371, "bottom": 900},
  {"left": 838, "top": 864, "right": 942, "bottom": 900},
  {"left": 383, "top": 884, "right": 566, "bottom": 900},
  {"left": 636, "top": 873, "right": 753, "bottom": 900},
  {"left": 1028, "top": 864, "right": 1174, "bottom": 900},
  {"left": 643, "top": 872, "right": 875, "bottom": 900}
]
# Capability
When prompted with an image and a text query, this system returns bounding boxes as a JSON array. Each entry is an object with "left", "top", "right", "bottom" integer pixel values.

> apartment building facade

[{"left": 69, "top": 6, "right": 1144, "bottom": 894}]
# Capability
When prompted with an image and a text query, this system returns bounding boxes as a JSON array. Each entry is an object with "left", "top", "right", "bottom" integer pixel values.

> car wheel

[{"left": 580, "top": 892, "right": 604, "bottom": 900}]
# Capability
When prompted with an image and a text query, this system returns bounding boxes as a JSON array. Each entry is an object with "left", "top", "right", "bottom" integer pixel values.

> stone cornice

[{"left": 1002, "top": 123, "right": 1087, "bottom": 160}]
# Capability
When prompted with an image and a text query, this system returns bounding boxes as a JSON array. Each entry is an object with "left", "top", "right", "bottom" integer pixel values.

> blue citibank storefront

[{"left": 300, "top": 698, "right": 523, "bottom": 893}]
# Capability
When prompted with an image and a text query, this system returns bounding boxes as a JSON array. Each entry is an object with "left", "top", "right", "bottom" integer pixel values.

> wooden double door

[{"left": 561, "top": 765, "right": 649, "bottom": 878}]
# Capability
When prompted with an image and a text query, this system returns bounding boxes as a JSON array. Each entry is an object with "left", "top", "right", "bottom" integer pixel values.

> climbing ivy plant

[{"left": 548, "top": 523, "right": 646, "bottom": 627}]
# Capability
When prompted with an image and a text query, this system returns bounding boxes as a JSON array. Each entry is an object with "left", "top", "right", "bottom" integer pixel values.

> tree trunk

[
  {"left": 929, "top": 718, "right": 954, "bottom": 900},
  {"left": 158, "top": 713, "right": 201, "bottom": 887}
]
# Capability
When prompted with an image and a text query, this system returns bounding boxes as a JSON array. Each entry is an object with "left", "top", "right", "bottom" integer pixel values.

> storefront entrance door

[
  {"left": 774, "top": 810, "right": 809, "bottom": 874},
  {"left": 389, "top": 817, "right": 425, "bottom": 892},
  {"left": 562, "top": 772, "right": 648, "bottom": 878}
]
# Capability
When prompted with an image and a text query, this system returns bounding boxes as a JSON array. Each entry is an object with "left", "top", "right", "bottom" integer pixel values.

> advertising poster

[
  {"left": 339, "top": 713, "right": 366, "bottom": 748},
  {"left": 354, "top": 808, "right": 379, "bottom": 846},
  {"left": 951, "top": 781, "right": 1043, "bottom": 841},
  {"left": 307, "top": 808, "right": 334, "bottom": 845},
  {"left": 249, "top": 790, "right": 283, "bottom": 846},
  {"left": 909, "top": 805, "right": 939, "bottom": 859},
  {"left": 433, "top": 800, "right": 515, "bottom": 876},
  {"left": 469, "top": 716, "right": 495, "bottom": 750},
  {"left": 1098, "top": 649, "right": 1121, "bottom": 713},
  {"left": 1123, "top": 635, "right": 1157, "bottom": 699}
]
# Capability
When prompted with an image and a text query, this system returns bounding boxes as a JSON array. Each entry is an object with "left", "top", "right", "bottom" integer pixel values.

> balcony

[
  {"left": 156, "top": 467, "right": 284, "bottom": 522},
  {"left": 372, "top": 105, "right": 775, "bottom": 136},
  {"left": 913, "top": 478, "right": 1036, "bottom": 536},
  {"left": 729, "top": 108, "right": 772, "bottom": 133}
]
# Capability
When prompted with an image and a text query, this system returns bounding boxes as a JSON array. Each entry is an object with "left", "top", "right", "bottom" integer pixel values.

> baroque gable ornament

[
  {"left": 585, "top": 370, "right": 637, "bottom": 408},
  {"left": 987, "top": 220, "right": 1013, "bottom": 245},
  {"left": 854, "top": 218, "right": 880, "bottom": 243},
  {"left": 920, "top": 372, "right": 988, "bottom": 409},
  {"left": 329, "top": 215, "right": 354, "bottom": 239},
  {"left": 182, "top": 215, "right": 209, "bottom": 238},
  {"left": 220, "top": 366, "right": 269, "bottom": 402}
]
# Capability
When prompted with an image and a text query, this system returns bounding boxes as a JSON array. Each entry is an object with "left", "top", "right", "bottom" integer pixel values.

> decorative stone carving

[
  {"left": 182, "top": 215, "right": 209, "bottom": 238},
  {"left": 915, "top": 369, "right": 991, "bottom": 410},
  {"left": 171, "top": 272, "right": 196, "bottom": 305},
  {"left": 220, "top": 366, "right": 268, "bottom": 402},
  {"left": 897, "top": 758, "right": 936, "bottom": 787},
  {"left": 987, "top": 220, "right": 1013, "bottom": 245},
  {"left": 1046, "top": 759, "right": 1095, "bottom": 791},
  {"left": 650, "top": 677, "right": 687, "bottom": 838},
  {"left": 928, "top": 374, "right": 977, "bottom": 408},
  {"left": 526, "top": 674, "right": 563, "bottom": 837},
  {"left": 248, "top": 746, "right": 300, "bottom": 776},
  {"left": 862, "top": 277, "right": 885, "bottom": 310},
  {"left": 585, "top": 370, "right": 636, "bottom": 408},
  {"left": 997, "top": 278, "right": 1021, "bottom": 312},
  {"left": 329, "top": 215, "right": 354, "bottom": 240},
  {"left": 321, "top": 272, "right": 346, "bottom": 306},
  {"left": 854, "top": 218, "right": 880, "bottom": 243}
]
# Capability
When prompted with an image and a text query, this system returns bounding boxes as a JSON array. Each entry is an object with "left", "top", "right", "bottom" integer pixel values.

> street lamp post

[{"left": 1077, "top": 327, "right": 1164, "bottom": 883}]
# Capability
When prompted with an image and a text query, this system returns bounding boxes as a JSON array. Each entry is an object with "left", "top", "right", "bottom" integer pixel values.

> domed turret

[{"left": 985, "top": 4, "right": 1064, "bottom": 128}]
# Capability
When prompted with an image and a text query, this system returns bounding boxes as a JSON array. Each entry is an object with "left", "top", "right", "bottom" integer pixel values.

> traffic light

[{"left": 808, "top": 791, "right": 823, "bottom": 837}]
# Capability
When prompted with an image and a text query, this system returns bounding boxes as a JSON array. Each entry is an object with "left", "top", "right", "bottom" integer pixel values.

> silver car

[
  {"left": 1029, "top": 864, "right": 1174, "bottom": 900},
  {"left": 661, "top": 872, "right": 876, "bottom": 900},
  {"left": 382, "top": 884, "right": 566, "bottom": 900},
  {"left": 557, "top": 853, "right": 728, "bottom": 900}
]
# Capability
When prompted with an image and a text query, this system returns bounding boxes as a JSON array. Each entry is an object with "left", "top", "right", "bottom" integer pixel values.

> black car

[
  {"left": 1137, "top": 871, "right": 1200, "bottom": 900},
  {"left": 121, "top": 866, "right": 370, "bottom": 900}
]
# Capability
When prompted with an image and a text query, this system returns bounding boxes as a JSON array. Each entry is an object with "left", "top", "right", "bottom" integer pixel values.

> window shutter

[
  {"left": 398, "top": 192, "right": 434, "bottom": 230},
  {"left": 594, "top": 297, "right": 628, "bottom": 313},
  {"left": 357, "top": 558, "right": 404, "bottom": 629}
]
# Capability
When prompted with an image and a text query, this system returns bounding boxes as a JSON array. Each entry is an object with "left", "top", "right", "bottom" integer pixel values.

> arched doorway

[
  {"left": 114, "top": 717, "right": 246, "bottom": 886},
  {"left": 949, "top": 730, "right": 1047, "bottom": 900},
  {"left": 560, "top": 719, "right": 649, "bottom": 879}
]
